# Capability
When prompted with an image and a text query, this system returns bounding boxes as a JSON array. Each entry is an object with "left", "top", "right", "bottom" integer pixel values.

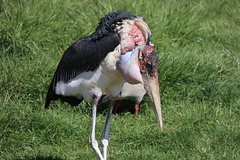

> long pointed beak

[{"left": 143, "top": 73, "right": 163, "bottom": 132}]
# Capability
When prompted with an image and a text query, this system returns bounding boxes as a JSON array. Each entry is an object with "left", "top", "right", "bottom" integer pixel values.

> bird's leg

[
  {"left": 112, "top": 100, "right": 121, "bottom": 115},
  {"left": 101, "top": 97, "right": 116, "bottom": 160},
  {"left": 135, "top": 104, "right": 139, "bottom": 118},
  {"left": 89, "top": 95, "right": 104, "bottom": 160}
]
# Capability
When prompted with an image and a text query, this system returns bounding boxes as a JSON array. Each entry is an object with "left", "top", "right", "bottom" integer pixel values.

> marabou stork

[
  {"left": 45, "top": 10, "right": 162, "bottom": 160},
  {"left": 108, "top": 82, "right": 146, "bottom": 117}
]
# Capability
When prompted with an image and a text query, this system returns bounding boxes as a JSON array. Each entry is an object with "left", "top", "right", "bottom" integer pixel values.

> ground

[{"left": 0, "top": 0, "right": 239, "bottom": 159}]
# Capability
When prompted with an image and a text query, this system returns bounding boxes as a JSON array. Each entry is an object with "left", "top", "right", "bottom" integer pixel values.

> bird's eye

[{"left": 146, "top": 61, "right": 152, "bottom": 68}]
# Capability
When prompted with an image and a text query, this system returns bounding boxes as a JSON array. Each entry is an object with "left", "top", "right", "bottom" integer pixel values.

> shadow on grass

[{"left": 97, "top": 99, "right": 145, "bottom": 115}]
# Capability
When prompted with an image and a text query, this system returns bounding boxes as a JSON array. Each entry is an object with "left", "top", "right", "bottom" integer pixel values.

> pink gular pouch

[{"left": 117, "top": 48, "right": 143, "bottom": 84}]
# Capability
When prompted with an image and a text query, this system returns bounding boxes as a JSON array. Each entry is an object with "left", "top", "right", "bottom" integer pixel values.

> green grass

[{"left": 1, "top": 0, "right": 240, "bottom": 159}]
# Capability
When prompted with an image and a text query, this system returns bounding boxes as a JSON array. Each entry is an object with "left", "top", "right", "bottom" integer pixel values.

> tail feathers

[{"left": 45, "top": 96, "right": 52, "bottom": 109}]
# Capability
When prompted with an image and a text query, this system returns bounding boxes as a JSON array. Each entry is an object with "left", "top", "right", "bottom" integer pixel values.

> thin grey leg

[
  {"left": 89, "top": 96, "right": 104, "bottom": 160},
  {"left": 101, "top": 98, "right": 116, "bottom": 160}
]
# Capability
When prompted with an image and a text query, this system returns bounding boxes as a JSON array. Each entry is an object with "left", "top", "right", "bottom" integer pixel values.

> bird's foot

[
  {"left": 89, "top": 137, "right": 104, "bottom": 160},
  {"left": 101, "top": 139, "right": 109, "bottom": 160}
]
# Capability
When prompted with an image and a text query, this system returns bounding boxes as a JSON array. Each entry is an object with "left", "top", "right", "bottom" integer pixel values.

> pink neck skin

[{"left": 121, "top": 24, "right": 146, "bottom": 54}]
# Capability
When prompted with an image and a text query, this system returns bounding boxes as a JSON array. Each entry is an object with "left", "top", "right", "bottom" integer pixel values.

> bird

[
  {"left": 45, "top": 10, "right": 162, "bottom": 160},
  {"left": 100, "top": 82, "right": 146, "bottom": 117}
]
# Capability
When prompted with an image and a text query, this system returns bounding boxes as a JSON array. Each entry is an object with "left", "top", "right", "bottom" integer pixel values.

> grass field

[{"left": 1, "top": 0, "right": 240, "bottom": 159}]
